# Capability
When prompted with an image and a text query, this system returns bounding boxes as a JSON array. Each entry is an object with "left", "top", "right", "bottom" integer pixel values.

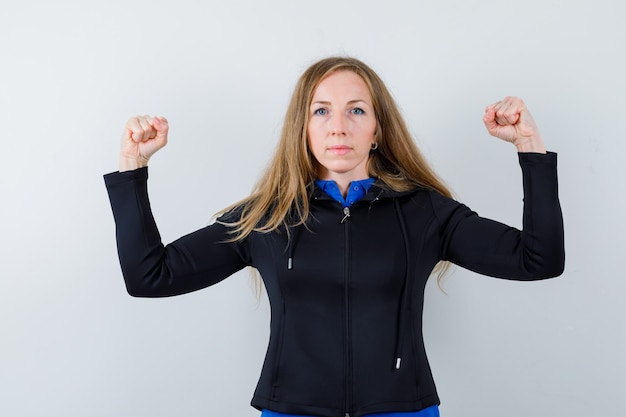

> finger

[
  {"left": 488, "top": 99, "right": 506, "bottom": 125},
  {"left": 482, "top": 107, "right": 500, "bottom": 135},
  {"left": 483, "top": 106, "right": 495, "bottom": 125},
  {"left": 502, "top": 111, "right": 520, "bottom": 125},
  {"left": 494, "top": 99, "right": 509, "bottom": 124},
  {"left": 125, "top": 117, "right": 148, "bottom": 143},
  {"left": 137, "top": 115, "right": 156, "bottom": 141},
  {"left": 494, "top": 98, "right": 521, "bottom": 126},
  {"left": 151, "top": 116, "right": 169, "bottom": 146},
  {"left": 152, "top": 116, "right": 169, "bottom": 135},
  {"left": 505, "top": 97, "right": 524, "bottom": 124}
]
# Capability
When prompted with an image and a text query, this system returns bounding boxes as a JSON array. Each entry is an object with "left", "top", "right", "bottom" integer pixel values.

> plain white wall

[{"left": 1, "top": 1, "right": 624, "bottom": 416}]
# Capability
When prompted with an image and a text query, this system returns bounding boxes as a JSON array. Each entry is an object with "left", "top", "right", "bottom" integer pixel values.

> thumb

[
  {"left": 152, "top": 116, "right": 169, "bottom": 135},
  {"left": 482, "top": 106, "right": 499, "bottom": 135},
  {"left": 151, "top": 116, "right": 169, "bottom": 146}
]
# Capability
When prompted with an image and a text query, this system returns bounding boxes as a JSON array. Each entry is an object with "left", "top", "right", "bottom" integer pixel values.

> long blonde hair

[{"left": 217, "top": 56, "right": 452, "bottom": 280}]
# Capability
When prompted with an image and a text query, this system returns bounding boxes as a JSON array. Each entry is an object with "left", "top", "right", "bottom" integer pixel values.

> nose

[{"left": 330, "top": 114, "right": 347, "bottom": 135}]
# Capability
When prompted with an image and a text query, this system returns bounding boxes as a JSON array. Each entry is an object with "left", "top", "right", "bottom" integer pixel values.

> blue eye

[
  {"left": 314, "top": 108, "right": 327, "bottom": 116},
  {"left": 351, "top": 107, "right": 365, "bottom": 115}
]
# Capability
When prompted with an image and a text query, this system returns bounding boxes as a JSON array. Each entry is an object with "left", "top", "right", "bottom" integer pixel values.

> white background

[{"left": 1, "top": 1, "right": 624, "bottom": 416}]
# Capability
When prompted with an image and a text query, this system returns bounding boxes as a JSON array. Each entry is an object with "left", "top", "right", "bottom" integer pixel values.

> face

[{"left": 307, "top": 70, "right": 377, "bottom": 183}]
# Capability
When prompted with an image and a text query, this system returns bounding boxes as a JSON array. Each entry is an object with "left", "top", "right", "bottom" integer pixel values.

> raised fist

[
  {"left": 483, "top": 97, "right": 546, "bottom": 153},
  {"left": 119, "top": 115, "right": 169, "bottom": 171}
]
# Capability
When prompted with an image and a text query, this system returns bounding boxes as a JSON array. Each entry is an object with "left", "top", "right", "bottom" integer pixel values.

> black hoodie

[{"left": 104, "top": 152, "right": 564, "bottom": 417}]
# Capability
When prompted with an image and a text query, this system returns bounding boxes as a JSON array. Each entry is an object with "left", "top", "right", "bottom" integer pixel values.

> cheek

[
  {"left": 361, "top": 123, "right": 377, "bottom": 141},
  {"left": 306, "top": 129, "right": 321, "bottom": 160},
  {"left": 371, "top": 119, "right": 378, "bottom": 133},
  {"left": 307, "top": 124, "right": 323, "bottom": 146},
  {"left": 308, "top": 119, "right": 322, "bottom": 136}
]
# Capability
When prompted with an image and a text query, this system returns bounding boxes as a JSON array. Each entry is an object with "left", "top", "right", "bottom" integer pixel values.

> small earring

[{"left": 371, "top": 142, "right": 379, "bottom": 150}]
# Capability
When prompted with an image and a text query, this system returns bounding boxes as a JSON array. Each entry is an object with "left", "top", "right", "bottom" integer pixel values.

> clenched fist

[
  {"left": 119, "top": 115, "right": 169, "bottom": 171},
  {"left": 483, "top": 97, "right": 546, "bottom": 153}
]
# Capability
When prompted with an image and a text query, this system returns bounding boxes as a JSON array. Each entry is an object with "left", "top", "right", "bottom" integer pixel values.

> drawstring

[
  {"left": 393, "top": 198, "right": 412, "bottom": 370},
  {"left": 287, "top": 192, "right": 412, "bottom": 371},
  {"left": 287, "top": 224, "right": 302, "bottom": 270}
]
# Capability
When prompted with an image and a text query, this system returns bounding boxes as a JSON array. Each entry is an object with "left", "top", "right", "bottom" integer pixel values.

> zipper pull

[{"left": 341, "top": 206, "right": 351, "bottom": 223}]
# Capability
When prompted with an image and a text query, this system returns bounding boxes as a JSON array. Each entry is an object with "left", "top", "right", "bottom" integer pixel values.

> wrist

[
  {"left": 119, "top": 155, "right": 149, "bottom": 172},
  {"left": 514, "top": 135, "right": 547, "bottom": 154}
]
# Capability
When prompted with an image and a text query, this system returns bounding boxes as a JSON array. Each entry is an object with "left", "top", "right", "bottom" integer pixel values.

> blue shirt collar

[{"left": 314, "top": 178, "right": 376, "bottom": 207}]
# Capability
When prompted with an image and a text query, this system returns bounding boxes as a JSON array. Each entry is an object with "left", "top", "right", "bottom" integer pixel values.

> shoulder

[
  {"left": 391, "top": 186, "right": 474, "bottom": 227},
  {"left": 216, "top": 204, "right": 246, "bottom": 224},
  {"left": 374, "top": 184, "right": 456, "bottom": 209}
]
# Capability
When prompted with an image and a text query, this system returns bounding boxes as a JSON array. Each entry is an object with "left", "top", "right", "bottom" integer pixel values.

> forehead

[{"left": 311, "top": 70, "right": 372, "bottom": 101}]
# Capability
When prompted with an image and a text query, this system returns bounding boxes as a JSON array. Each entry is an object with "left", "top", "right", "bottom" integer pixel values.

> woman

[{"left": 105, "top": 57, "right": 564, "bottom": 417}]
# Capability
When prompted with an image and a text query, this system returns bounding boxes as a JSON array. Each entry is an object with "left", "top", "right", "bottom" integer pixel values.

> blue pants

[{"left": 261, "top": 405, "right": 440, "bottom": 417}]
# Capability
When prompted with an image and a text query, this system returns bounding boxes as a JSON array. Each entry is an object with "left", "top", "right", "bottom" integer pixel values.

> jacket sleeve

[
  {"left": 104, "top": 167, "right": 250, "bottom": 297},
  {"left": 433, "top": 152, "right": 565, "bottom": 280}
]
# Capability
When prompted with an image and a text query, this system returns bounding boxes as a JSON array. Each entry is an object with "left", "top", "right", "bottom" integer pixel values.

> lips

[{"left": 328, "top": 145, "right": 352, "bottom": 155}]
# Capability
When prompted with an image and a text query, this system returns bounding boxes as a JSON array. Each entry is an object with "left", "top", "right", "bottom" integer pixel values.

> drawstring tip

[
  {"left": 395, "top": 357, "right": 401, "bottom": 370},
  {"left": 288, "top": 258, "right": 293, "bottom": 270}
]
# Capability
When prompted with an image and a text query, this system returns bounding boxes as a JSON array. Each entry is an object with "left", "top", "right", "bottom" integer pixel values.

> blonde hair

[{"left": 218, "top": 56, "right": 452, "bottom": 280}]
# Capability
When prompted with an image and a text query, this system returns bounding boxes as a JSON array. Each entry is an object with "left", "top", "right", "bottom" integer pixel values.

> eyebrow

[{"left": 310, "top": 99, "right": 370, "bottom": 107}]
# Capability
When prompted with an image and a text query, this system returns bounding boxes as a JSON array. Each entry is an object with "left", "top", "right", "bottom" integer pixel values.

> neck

[
  {"left": 333, "top": 179, "right": 352, "bottom": 198},
  {"left": 317, "top": 167, "right": 370, "bottom": 198}
]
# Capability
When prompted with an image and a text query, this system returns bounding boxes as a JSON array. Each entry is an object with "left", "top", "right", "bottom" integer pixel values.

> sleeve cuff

[
  {"left": 518, "top": 151, "right": 557, "bottom": 166},
  {"left": 103, "top": 166, "right": 149, "bottom": 186}
]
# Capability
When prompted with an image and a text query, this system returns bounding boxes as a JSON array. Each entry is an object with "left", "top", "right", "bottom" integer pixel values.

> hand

[
  {"left": 482, "top": 96, "right": 546, "bottom": 153},
  {"left": 119, "top": 115, "right": 169, "bottom": 171}
]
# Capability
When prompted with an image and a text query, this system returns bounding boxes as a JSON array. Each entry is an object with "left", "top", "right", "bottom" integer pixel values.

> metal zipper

[
  {"left": 341, "top": 206, "right": 351, "bottom": 223},
  {"left": 343, "top": 205, "right": 352, "bottom": 417}
]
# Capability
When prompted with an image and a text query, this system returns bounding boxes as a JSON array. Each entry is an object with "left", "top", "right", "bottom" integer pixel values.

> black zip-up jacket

[{"left": 104, "top": 152, "right": 564, "bottom": 417}]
